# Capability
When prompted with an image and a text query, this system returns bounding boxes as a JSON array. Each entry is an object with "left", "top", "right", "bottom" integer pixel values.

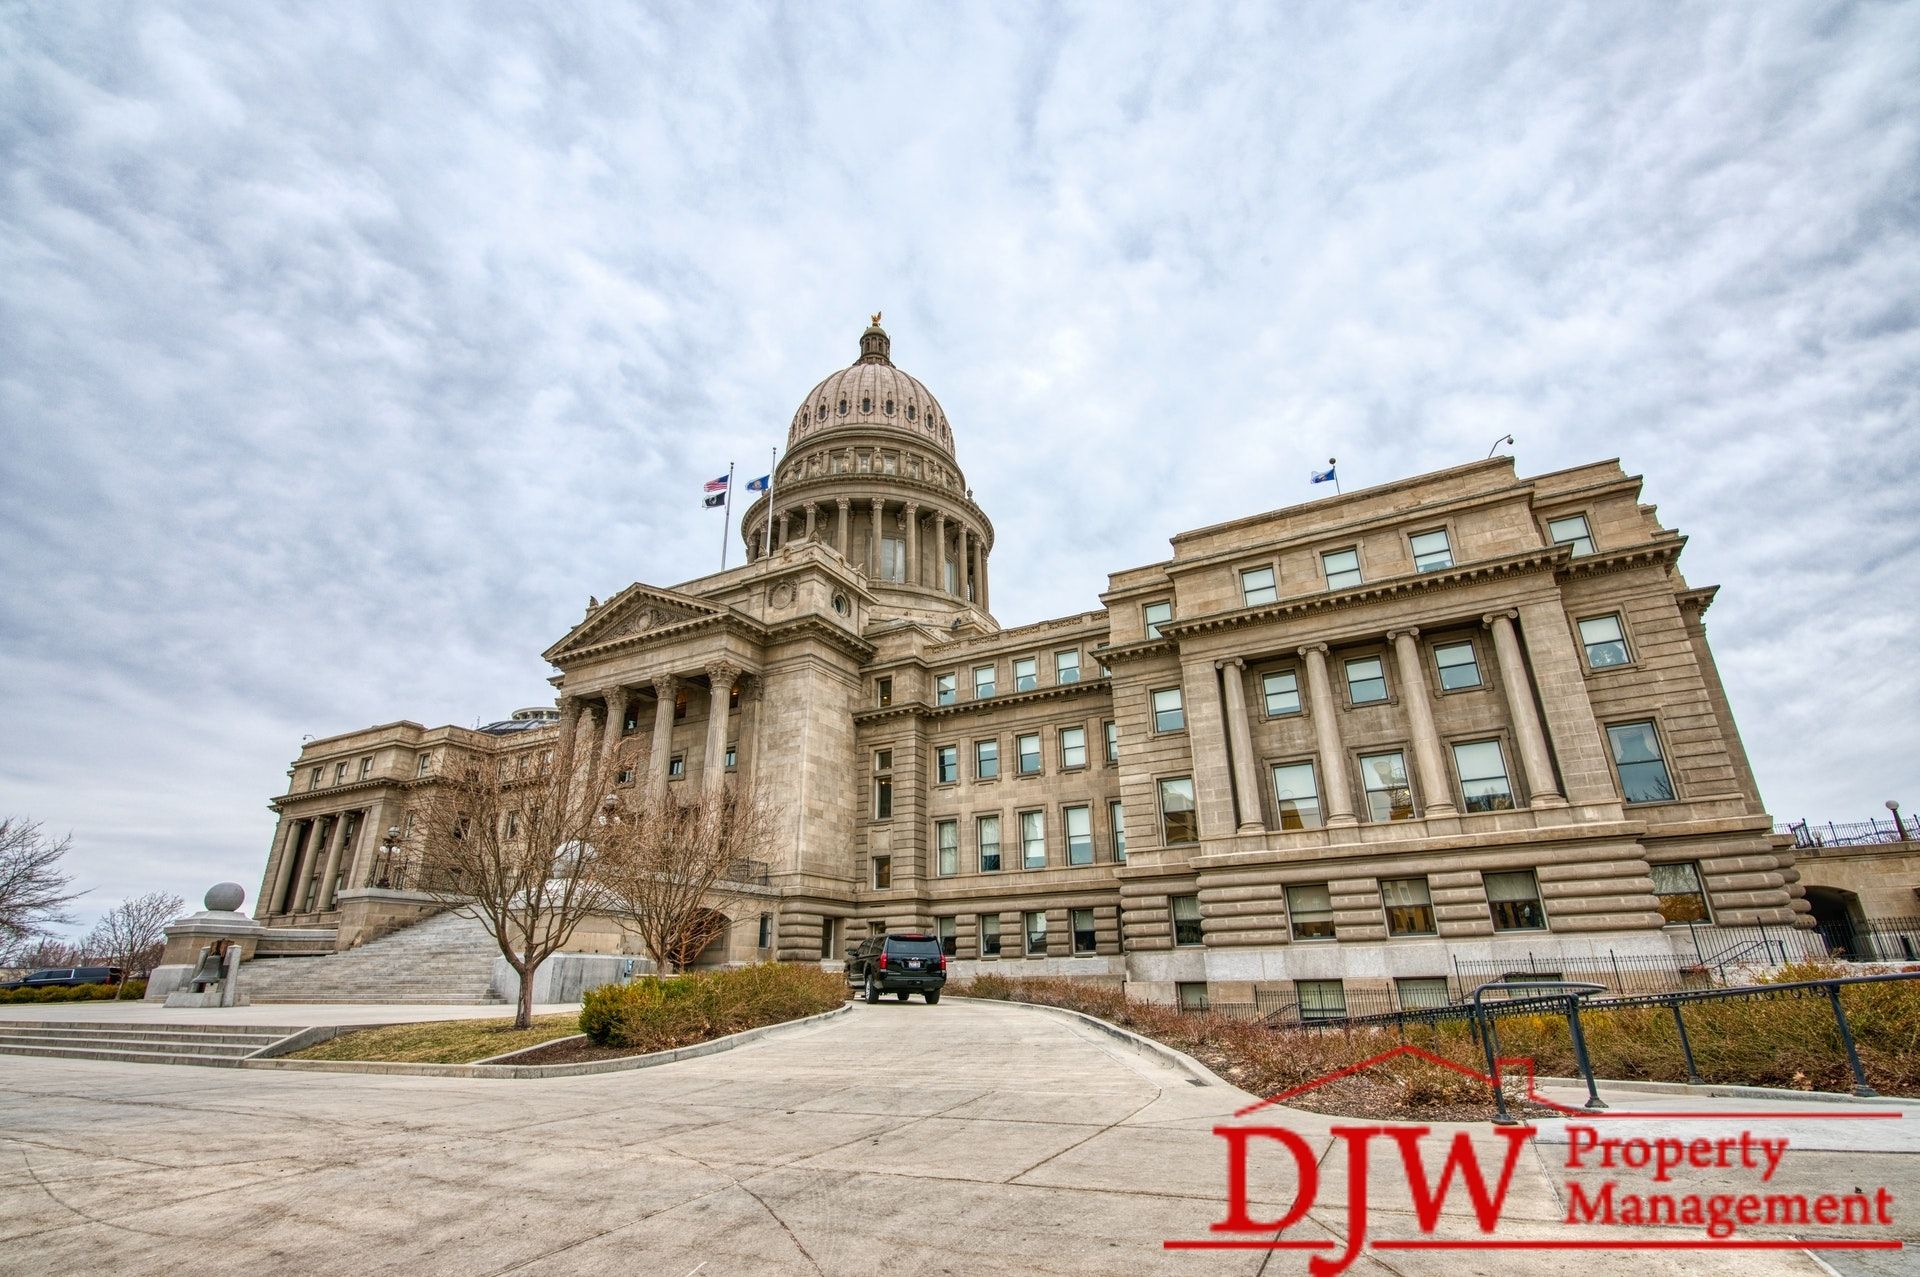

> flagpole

[
  {"left": 719, "top": 461, "right": 735, "bottom": 571},
  {"left": 762, "top": 445, "right": 776, "bottom": 559},
  {"left": 1330, "top": 457, "right": 1340, "bottom": 496}
]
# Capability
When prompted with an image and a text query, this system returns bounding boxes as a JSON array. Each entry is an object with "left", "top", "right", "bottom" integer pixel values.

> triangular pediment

[{"left": 542, "top": 583, "right": 727, "bottom": 663}]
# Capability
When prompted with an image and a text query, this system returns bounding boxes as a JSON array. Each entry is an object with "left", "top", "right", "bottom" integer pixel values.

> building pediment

[{"left": 541, "top": 584, "right": 729, "bottom": 664}]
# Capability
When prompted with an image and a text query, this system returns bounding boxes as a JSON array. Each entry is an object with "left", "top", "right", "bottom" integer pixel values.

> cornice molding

[{"left": 851, "top": 676, "right": 1114, "bottom": 724}]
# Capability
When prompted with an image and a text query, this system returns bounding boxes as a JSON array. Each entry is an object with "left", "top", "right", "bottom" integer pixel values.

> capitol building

[{"left": 240, "top": 318, "right": 1806, "bottom": 1011}]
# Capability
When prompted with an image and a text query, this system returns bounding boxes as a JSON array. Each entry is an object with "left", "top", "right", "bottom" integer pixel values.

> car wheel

[
  {"left": 863, "top": 973, "right": 879, "bottom": 1004},
  {"left": 925, "top": 990, "right": 941, "bottom": 1005}
]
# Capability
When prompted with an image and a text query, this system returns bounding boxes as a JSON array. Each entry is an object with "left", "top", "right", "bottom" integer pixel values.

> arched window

[
  {"left": 884, "top": 398, "right": 894, "bottom": 415},
  {"left": 817, "top": 403, "right": 827, "bottom": 420},
  {"left": 861, "top": 396, "right": 872, "bottom": 413},
  {"left": 907, "top": 404, "right": 917, "bottom": 421},
  {"left": 838, "top": 398, "right": 848, "bottom": 415}
]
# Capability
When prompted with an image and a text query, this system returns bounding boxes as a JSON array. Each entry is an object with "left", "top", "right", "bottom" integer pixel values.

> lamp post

[
  {"left": 374, "top": 825, "right": 401, "bottom": 889},
  {"left": 1486, "top": 433, "right": 1514, "bottom": 459},
  {"left": 1888, "top": 800, "right": 1907, "bottom": 843}
]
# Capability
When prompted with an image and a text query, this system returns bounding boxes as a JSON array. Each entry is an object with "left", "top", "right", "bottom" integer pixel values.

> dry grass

[
  {"left": 286, "top": 1014, "right": 583, "bottom": 1064},
  {"left": 954, "top": 962, "right": 1920, "bottom": 1120},
  {"left": 580, "top": 962, "right": 845, "bottom": 1051}
]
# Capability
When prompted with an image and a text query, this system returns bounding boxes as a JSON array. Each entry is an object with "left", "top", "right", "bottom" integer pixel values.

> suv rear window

[{"left": 885, "top": 937, "right": 942, "bottom": 957}]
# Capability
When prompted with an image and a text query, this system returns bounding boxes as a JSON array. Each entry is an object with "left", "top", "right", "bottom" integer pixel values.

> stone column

[
  {"left": 903, "top": 503, "right": 919, "bottom": 585},
  {"left": 1389, "top": 628, "right": 1457, "bottom": 817},
  {"left": 316, "top": 812, "right": 354, "bottom": 911},
  {"left": 804, "top": 503, "right": 818, "bottom": 541},
  {"left": 780, "top": 508, "right": 793, "bottom": 545},
  {"left": 1218, "top": 658, "right": 1266, "bottom": 832},
  {"left": 648, "top": 675, "right": 679, "bottom": 799},
  {"left": 1178, "top": 657, "right": 1235, "bottom": 840},
  {"left": 835, "top": 497, "right": 850, "bottom": 558},
  {"left": 1514, "top": 598, "right": 1618, "bottom": 805},
  {"left": 967, "top": 528, "right": 982, "bottom": 604},
  {"left": 869, "top": 498, "right": 884, "bottom": 576},
  {"left": 980, "top": 547, "right": 990, "bottom": 611},
  {"left": 348, "top": 802, "right": 385, "bottom": 889},
  {"left": 704, "top": 662, "right": 741, "bottom": 793},
  {"left": 932, "top": 511, "right": 948, "bottom": 592},
  {"left": 555, "top": 695, "right": 583, "bottom": 773},
  {"left": 1484, "top": 610, "right": 1566, "bottom": 806},
  {"left": 1299, "top": 644, "right": 1357, "bottom": 827},
  {"left": 599, "top": 686, "right": 632, "bottom": 775},
  {"left": 264, "top": 818, "right": 305, "bottom": 917}
]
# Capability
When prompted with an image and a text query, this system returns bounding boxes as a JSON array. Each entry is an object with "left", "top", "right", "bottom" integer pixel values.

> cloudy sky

[{"left": 3, "top": 3, "right": 1916, "bottom": 934}]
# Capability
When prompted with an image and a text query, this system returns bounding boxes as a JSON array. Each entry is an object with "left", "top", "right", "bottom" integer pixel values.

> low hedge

[
  {"left": 0, "top": 980, "right": 146, "bottom": 1004},
  {"left": 579, "top": 963, "right": 844, "bottom": 1051}
]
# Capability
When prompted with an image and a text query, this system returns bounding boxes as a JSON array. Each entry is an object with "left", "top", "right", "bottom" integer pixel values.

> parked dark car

[
  {"left": 0, "top": 966, "right": 124, "bottom": 991},
  {"left": 845, "top": 933, "right": 946, "bottom": 1004}
]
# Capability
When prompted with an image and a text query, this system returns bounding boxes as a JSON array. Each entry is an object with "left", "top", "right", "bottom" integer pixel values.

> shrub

[
  {"left": 0, "top": 980, "right": 143, "bottom": 1004},
  {"left": 578, "top": 963, "right": 844, "bottom": 1051}
]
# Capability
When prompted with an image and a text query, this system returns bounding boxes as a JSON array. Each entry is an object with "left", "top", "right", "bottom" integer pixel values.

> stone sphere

[{"left": 204, "top": 882, "right": 246, "bottom": 913}]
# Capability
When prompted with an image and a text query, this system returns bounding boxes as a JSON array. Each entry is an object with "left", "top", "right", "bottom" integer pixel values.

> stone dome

[{"left": 787, "top": 317, "right": 955, "bottom": 456}]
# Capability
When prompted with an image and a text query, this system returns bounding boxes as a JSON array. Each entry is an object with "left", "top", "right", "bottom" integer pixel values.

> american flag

[{"left": 703, "top": 475, "right": 730, "bottom": 492}]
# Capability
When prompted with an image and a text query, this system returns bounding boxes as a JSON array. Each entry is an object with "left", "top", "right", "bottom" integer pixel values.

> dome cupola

[{"left": 787, "top": 315, "right": 955, "bottom": 457}]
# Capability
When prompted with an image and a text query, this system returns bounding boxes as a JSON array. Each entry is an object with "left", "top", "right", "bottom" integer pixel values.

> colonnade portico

[
  {"left": 748, "top": 491, "right": 990, "bottom": 608},
  {"left": 260, "top": 800, "right": 388, "bottom": 919},
  {"left": 562, "top": 661, "right": 755, "bottom": 802},
  {"left": 1189, "top": 604, "right": 1575, "bottom": 836}
]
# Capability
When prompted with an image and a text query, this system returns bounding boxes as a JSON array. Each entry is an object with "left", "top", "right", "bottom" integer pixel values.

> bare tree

[
  {"left": 598, "top": 783, "right": 775, "bottom": 975},
  {"left": 85, "top": 891, "right": 186, "bottom": 997},
  {"left": 408, "top": 737, "right": 623, "bottom": 1029},
  {"left": 0, "top": 819, "right": 83, "bottom": 953},
  {"left": 4, "top": 934, "right": 86, "bottom": 971}
]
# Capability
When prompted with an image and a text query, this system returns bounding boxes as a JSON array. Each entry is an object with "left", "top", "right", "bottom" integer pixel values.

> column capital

[
  {"left": 650, "top": 673, "right": 679, "bottom": 698},
  {"left": 1385, "top": 627, "right": 1420, "bottom": 643},
  {"left": 600, "top": 684, "right": 631, "bottom": 706},
  {"left": 1296, "top": 642, "right": 1330, "bottom": 658},
  {"left": 1216, "top": 656, "right": 1247, "bottom": 672},
  {"left": 902, "top": 501, "right": 919, "bottom": 515},
  {"left": 1481, "top": 609, "right": 1520, "bottom": 627},
  {"left": 705, "top": 659, "right": 743, "bottom": 688},
  {"left": 836, "top": 495, "right": 850, "bottom": 510}
]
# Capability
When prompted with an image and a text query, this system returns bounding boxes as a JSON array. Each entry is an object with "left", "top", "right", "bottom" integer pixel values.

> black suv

[
  {"left": 0, "top": 966, "right": 124, "bottom": 991},
  {"left": 845, "top": 933, "right": 946, "bottom": 1004}
]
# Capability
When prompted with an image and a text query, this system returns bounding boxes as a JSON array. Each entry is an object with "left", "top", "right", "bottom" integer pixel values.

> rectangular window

[
  {"left": 1485, "top": 870, "right": 1546, "bottom": 931},
  {"left": 1262, "top": 669, "right": 1301, "bottom": 716},
  {"left": 358, "top": 756, "right": 372, "bottom": 780},
  {"left": 1396, "top": 977, "right": 1451, "bottom": 1009},
  {"left": 1060, "top": 726, "right": 1087, "bottom": 769},
  {"left": 1104, "top": 720, "right": 1119, "bottom": 763},
  {"left": 1021, "top": 810, "right": 1046, "bottom": 868},
  {"left": 416, "top": 754, "right": 432, "bottom": 777},
  {"left": 977, "top": 815, "right": 1002, "bottom": 872},
  {"left": 935, "top": 673, "right": 957, "bottom": 705},
  {"left": 309, "top": 766, "right": 323, "bottom": 789},
  {"left": 1240, "top": 566, "right": 1278, "bottom": 606},
  {"left": 876, "top": 677, "right": 893, "bottom": 707},
  {"left": 872, "top": 856, "right": 892, "bottom": 890},
  {"left": 1345, "top": 656, "right": 1388, "bottom": 705},
  {"left": 1297, "top": 979, "right": 1347, "bottom": 1021},
  {"left": 1381, "top": 877, "right": 1436, "bottom": 935},
  {"left": 1071, "top": 908, "right": 1096, "bottom": 954},
  {"left": 936, "top": 915, "right": 956, "bottom": 956},
  {"left": 1013, "top": 657, "right": 1038, "bottom": 692},
  {"left": 880, "top": 536, "right": 906, "bottom": 582},
  {"left": 872, "top": 777, "right": 893, "bottom": 819},
  {"left": 1434, "top": 641, "right": 1481, "bottom": 690},
  {"left": 505, "top": 810, "right": 520, "bottom": 836},
  {"left": 724, "top": 744, "right": 737, "bottom": 771},
  {"left": 1359, "top": 751, "right": 1414, "bottom": 821},
  {"left": 1065, "top": 805, "right": 1093, "bottom": 865},
  {"left": 1410, "top": 528, "right": 1453, "bottom": 572},
  {"left": 1016, "top": 733, "right": 1042, "bottom": 775},
  {"left": 1152, "top": 687, "right": 1185, "bottom": 732},
  {"left": 334, "top": 762, "right": 348, "bottom": 784},
  {"left": 1579, "top": 615, "right": 1631, "bottom": 669},
  {"left": 1321, "top": 548, "right": 1362, "bottom": 590},
  {"left": 1653, "top": 862, "right": 1711, "bottom": 923},
  {"left": 874, "top": 749, "right": 892, "bottom": 772},
  {"left": 1025, "top": 910, "right": 1047, "bottom": 956},
  {"left": 758, "top": 913, "right": 772, "bottom": 949},
  {"left": 616, "top": 768, "right": 635, "bottom": 785},
  {"left": 1158, "top": 777, "right": 1198, "bottom": 844},
  {"left": 980, "top": 913, "right": 1001, "bottom": 957},
  {"left": 974, "top": 665, "right": 996, "bottom": 699},
  {"left": 1271, "top": 761, "right": 1323, "bottom": 830},
  {"left": 1607, "top": 721, "right": 1675, "bottom": 803},
  {"left": 1172, "top": 894, "right": 1203, "bottom": 946},
  {"left": 668, "top": 754, "right": 685, "bottom": 779},
  {"left": 1547, "top": 513, "right": 1596, "bottom": 557},
  {"left": 1143, "top": 600, "right": 1172, "bottom": 639},
  {"left": 1287, "top": 883, "right": 1335, "bottom": 939},
  {"left": 1055, "top": 649, "right": 1081, "bottom": 684},
  {"left": 935, "top": 820, "right": 958, "bottom": 876},
  {"left": 1109, "top": 800, "right": 1126, "bottom": 862},
  {"left": 1177, "top": 982, "right": 1209, "bottom": 1012},
  {"left": 819, "top": 917, "right": 838, "bottom": 960},
  {"left": 1453, "top": 740, "right": 1515, "bottom": 812},
  {"left": 975, "top": 739, "right": 999, "bottom": 780},
  {"left": 935, "top": 745, "right": 958, "bottom": 785}
]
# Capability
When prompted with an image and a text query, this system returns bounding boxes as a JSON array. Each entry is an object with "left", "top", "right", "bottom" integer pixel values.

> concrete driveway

[{"left": 0, "top": 998, "right": 1908, "bottom": 1275}]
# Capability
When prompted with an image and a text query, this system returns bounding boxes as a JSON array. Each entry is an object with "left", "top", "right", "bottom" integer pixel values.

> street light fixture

[
  {"left": 375, "top": 825, "right": 401, "bottom": 889},
  {"left": 1486, "top": 433, "right": 1515, "bottom": 459},
  {"left": 1888, "top": 799, "right": 1907, "bottom": 842}
]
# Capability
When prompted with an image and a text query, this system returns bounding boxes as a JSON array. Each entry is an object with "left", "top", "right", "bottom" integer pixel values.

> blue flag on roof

[
  {"left": 1310, "top": 465, "right": 1336, "bottom": 484},
  {"left": 745, "top": 474, "right": 771, "bottom": 491}
]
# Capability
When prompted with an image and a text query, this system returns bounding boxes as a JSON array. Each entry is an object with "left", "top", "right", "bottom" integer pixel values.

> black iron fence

[
  {"left": 1777, "top": 816, "right": 1915, "bottom": 847},
  {"left": 1819, "top": 916, "right": 1920, "bottom": 963}
]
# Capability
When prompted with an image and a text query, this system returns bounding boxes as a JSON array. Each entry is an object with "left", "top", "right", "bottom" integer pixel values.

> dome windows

[
  {"left": 884, "top": 398, "right": 894, "bottom": 415},
  {"left": 906, "top": 404, "right": 917, "bottom": 421},
  {"left": 817, "top": 403, "right": 827, "bottom": 421},
  {"left": 861, "top": 396, "right": 872, "bottom": 413},
  {"left": 838, "top": 398, "right": 848, "bottom": 415}
]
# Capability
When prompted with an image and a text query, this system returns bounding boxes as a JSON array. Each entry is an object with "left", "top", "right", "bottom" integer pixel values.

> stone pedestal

[{"left": 149, "top": 883, "right": 264, "bottom": 1002}]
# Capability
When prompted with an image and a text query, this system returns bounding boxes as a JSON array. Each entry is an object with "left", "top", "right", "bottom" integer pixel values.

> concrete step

[
  {"left": 0, "top": 1026, "right": 290, "bottom": 1048},
  {"left": 0, "top": 1033, "right": 267, "bottom": 1057},
  {"left": 0, "top": 1043, "right": 249, "bottom": 1068}
]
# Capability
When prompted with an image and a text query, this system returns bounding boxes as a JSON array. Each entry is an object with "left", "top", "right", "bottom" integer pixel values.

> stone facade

[{"left": 251, "top": 320, "right": 1806, "bottom": 1007}]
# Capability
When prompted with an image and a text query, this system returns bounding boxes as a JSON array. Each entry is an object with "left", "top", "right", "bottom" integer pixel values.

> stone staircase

[
  {"left": 238, "top": 908, "right": 507, "bottom": 1004},
  {"left": 0, "top": 1022, "right": 303, "bottom": 1068}
]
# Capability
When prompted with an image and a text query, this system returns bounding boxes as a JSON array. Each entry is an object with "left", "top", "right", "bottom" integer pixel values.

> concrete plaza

[{"left": 0, "top": 999, "right": 1910, "bottom": 1275}]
